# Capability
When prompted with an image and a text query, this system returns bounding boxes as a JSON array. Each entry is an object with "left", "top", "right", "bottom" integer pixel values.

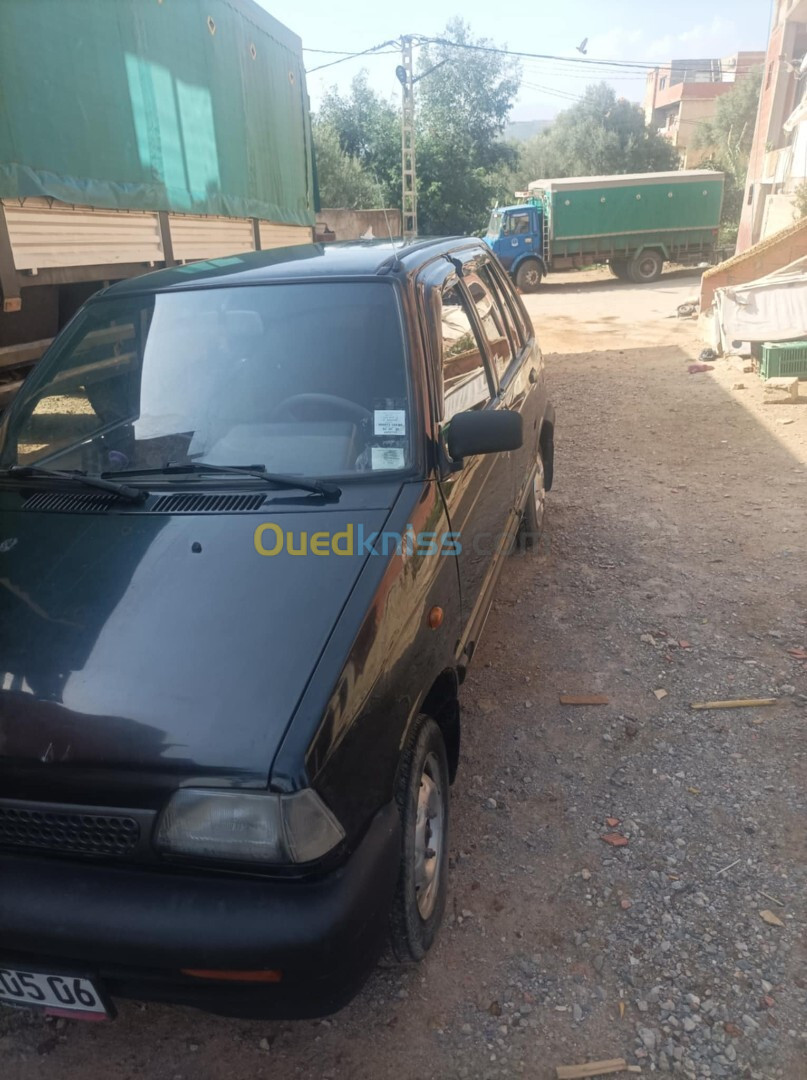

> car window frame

[
  {"left": 473, "top": 261, "right": 526, "bottom": 385},
  {"left": 486, "top": 256, "right": 535, "bottom": 357}
]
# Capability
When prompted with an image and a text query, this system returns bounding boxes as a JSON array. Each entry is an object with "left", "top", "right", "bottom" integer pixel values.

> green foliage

[
  {"left": 415, "top": 19, "right": 521, "bottom": 234},
  {"left": 311, "top": 120, "right": 380, "bottom": 209},
  {"left": 692, "top": 69, "right": 762, "bottom": 167},
  {"left": 313, "top": 21, "right": 520, "bottom": 233},
  {"left": 317, "top": 72, "right": 400, "bottom": 205},
  {"left": 513, "top": 84, "right": 680, "bottom": 185},
  {"left": 691, "top": 69, "right": 763, "bottom": 245}
]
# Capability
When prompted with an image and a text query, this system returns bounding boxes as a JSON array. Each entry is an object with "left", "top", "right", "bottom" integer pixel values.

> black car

[{"left": 0, "top": 238, "right": 554, "bottom": 1019}]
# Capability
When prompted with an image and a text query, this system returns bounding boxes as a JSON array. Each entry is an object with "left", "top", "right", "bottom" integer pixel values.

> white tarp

[{"left": 714, "top": 257, "right": 807, "bottom": 350}]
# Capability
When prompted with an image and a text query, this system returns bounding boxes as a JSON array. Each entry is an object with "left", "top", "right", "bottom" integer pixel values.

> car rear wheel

[
  {"left": 389, "top": 717, "right": 449, "bottom": 962},
  {"left": 515, "top": 259, "right": 543, "bottom": 293},
  {"left": 519, "top": 451, "right": 546, "bottom": 549},
  {"left": 628, "top": 250, "right": 664, "bottom": 284}
]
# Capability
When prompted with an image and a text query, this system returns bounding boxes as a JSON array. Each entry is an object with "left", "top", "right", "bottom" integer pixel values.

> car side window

[
  {"left": 502, "top": 212, "right": 530, "bottom": 237},
  {"left": 440, "top": 282, "right": 492, "bottom": 420},
  {"left": 464, "top": 270, "right": 513, "bottom": 384},
  {"left": 489, "top": 259, "right": 532, "bottom": 347},
  {"left": 478, "top": 263, "right": 525, "bottom": 375}
]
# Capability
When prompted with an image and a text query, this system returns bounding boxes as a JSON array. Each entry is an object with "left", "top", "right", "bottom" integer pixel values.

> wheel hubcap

[
  {"left": 525, "top": 268, "right": 539, "bottom": 285},
  {"left": 533, "top": 459, "right": 546, "bottom": 530},
  {"left": 639, "top": 257, "right": 656, "bottom": 278},
  {"left": 413, "top": 752, "right": 444, "bottom": 920}
]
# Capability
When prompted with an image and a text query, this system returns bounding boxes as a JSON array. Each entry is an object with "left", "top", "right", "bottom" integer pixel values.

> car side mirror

[{"left": 445, "top": 409, "right": 523, "bottom": 461}]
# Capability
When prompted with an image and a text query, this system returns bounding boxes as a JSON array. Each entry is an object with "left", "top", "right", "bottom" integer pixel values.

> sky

[{"left": 260, "top": 0, "right": 774, "bottom": 120}]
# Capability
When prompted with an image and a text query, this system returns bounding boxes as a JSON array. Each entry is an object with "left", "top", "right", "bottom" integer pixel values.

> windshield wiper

[
  {"left": 105, "top": 462, "right": 341, "bottom": 500},
  {"left": 4, "top": 465, "right": 149, "bottom": 504}
]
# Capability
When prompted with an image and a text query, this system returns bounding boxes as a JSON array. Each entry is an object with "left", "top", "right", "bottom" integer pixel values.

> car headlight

[{"left": 155, "top": 788, "right": 345, "bottom": 864}]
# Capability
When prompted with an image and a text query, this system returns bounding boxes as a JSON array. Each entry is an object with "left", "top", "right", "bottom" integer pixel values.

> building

[
  {"left": 737, "top": 0, "right": 807, "bottom": 251},
  {"left": 644, "top": 53, "right": 766, "bottom": 168}
]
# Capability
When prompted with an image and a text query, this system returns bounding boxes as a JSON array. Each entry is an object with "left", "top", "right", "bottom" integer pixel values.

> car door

[
  {"left": 500, "top": 208, "right": 538, "bottom": 271},
  {"left": 422, "top": 257, "right": 519, "bottom": 658}
]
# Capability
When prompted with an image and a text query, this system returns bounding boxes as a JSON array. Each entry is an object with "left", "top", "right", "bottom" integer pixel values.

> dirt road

[{"left": 3, "top": 269, "right": 806, "bottom": 1080}]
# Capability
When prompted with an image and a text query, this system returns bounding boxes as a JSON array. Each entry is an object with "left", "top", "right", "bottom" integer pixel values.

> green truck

[
  {"left": 0, "top": 0, "right": 316, "bottom": 403},
  {"left": 485, "top": 170, "right": 724, "bottom": 290}
]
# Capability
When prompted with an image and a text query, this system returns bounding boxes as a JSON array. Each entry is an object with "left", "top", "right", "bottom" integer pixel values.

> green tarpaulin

[{"left": 0, "top": 0, "right": 315, "bottom": 226}]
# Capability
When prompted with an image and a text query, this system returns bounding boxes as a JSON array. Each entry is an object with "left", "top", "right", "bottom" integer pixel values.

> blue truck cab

[{"left": 484, "top": 204, "right": 545, "bottom": 292}]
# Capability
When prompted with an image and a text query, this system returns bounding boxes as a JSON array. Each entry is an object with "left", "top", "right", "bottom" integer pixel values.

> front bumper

[{"left": 0, "top": 802, "right": 400, "bottom": 1018}]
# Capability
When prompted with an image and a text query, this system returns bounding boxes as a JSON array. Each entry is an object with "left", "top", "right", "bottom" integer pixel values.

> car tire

[
  {"left": 519, "top": 451, "right": 546, "bottom": 550},
  {"left": 515, "top": 259, "right": 543, "bottom": 293},
  {"left": 628, "top": 250, "right": 664, "bottom": 284},
  {"left": 610, "top": 258, "right": 629, "bottom": 280},
  {"left": 389, "top": 717, "right": 450, "bottom": 963}
]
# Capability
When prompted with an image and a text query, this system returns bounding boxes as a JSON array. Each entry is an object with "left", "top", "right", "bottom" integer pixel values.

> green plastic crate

[{"left": 759, "top": 340, "right": 807, "bottom": 380}]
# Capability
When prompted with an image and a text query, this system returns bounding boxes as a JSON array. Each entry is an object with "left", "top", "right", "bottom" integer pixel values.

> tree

[
  {"left": 311, "top": 121, "right": 379, "bottom": 209},
  {"left": 692, "top": 68, "right": 763, "bottom": 241},
  {"left": 514, "top": 83, "right": 680, "bottom": 186},
  {"left": 693, "top": 68, "right": 763, "bottom": 171},
  {"left": 318, "top": 72, "right": 400, "bottom": 206},
  {"left": 414, "top": 19, "right": 521, "bottom": 234}
]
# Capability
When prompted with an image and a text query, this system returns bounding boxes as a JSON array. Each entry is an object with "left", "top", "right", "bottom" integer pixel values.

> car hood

[{"left": 0, "top": 496, "right": 392, "bottom": 794}]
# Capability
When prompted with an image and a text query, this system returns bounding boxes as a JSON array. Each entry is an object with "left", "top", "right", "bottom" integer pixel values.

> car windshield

[
  {"left": 486, "top": 211, "right": 502, "bottom": 238},
  {"left": 0, "top": 282, "right": 411, "bottom": 480}
]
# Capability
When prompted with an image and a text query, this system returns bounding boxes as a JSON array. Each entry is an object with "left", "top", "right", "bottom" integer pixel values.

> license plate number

[{"left": 0, "top": 967, "right": 110, "bottom": 1019}]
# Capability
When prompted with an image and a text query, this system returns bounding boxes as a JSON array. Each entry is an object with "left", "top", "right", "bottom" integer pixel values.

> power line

[
  {"left": 304, "top": 34, "right": 764, "bottom": 81},
  {"left": 305, "top": 39, "right": 399, "bottom": 74},
  {"left": 417, "top": 37, "right": 764, "bottom": 78}
]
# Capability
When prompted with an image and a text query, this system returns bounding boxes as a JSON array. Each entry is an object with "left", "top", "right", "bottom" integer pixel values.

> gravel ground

[{"left": 2, "top": 269, "right": 806, "bottom": 1080}]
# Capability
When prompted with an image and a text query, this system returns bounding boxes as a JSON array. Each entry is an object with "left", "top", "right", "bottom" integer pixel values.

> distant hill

[{"left": 503, "top": 119, "right": 552, "bottom": 142}]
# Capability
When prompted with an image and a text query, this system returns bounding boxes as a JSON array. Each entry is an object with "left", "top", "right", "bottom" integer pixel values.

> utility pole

[{"left": 399, "top": 35, "right": 417, "bottom": 241}]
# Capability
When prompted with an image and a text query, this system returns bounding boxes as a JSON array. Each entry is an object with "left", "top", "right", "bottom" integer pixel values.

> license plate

[{"left": 0, "top": 966, "right": 112, "bottom": 1020}]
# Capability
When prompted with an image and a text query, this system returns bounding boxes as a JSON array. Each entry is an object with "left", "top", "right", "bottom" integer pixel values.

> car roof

[{"left": 102, "top": 237, "right": 483, "bottom": 296}]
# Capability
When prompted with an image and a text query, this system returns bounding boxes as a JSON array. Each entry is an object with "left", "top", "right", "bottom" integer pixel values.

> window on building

[{"left": 659, "top": 76, "right": 667, "bottom": 90}]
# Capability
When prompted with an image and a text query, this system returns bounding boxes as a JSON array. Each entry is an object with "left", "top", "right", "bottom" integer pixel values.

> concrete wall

[
  {"left": 317, "top": 208, "right": 402, "bottom": 242},
  {"left": 761, "top": 193, "right": 800, "bottom": 239},
  {"left": 701, "top": 214, "right": 807, "bottom": 310}
]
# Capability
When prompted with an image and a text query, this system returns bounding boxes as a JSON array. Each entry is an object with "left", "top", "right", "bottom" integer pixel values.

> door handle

[{"left": 528, "top": 367, "right": 538, "bottom": 384}]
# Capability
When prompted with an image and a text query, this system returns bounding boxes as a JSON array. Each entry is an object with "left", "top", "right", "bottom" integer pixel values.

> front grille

[{"left": 0, "top": 804, "right": 140, "bottom": 857}]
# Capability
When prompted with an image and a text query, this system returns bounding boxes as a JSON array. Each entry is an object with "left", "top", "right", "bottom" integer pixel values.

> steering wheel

[{"left": 270, "top": 393, "right": 372, "bottom": 427}]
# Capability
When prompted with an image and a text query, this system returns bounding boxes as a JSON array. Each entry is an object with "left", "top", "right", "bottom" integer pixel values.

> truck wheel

[
  {"left": 628, "top": 250, "right": 664, "bottom": 284},
  {"left": 515, "top": 260, "right": 542, "bottom": 293},
  {"left": 610, "top": 258, "right": 629, "bottom": 280},
  {"left": 519, "top": 450, "right": 546, "bottom": 550},
  {"left": 389, "top": 717, "right": 450, "bottom": 962}
]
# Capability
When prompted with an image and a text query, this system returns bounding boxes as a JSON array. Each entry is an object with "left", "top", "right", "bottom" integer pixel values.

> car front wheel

[{"left": 389, "top": 717, "right": 450, "bottom": 962}]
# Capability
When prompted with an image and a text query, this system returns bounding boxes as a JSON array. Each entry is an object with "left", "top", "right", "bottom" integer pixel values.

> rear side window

[
  {"left": 491, "top": 260, "right": 531, "bottom": 347},
  {"left": 464, "top": 270, "right": 513, "bottom": 382},
  {"left": 440, "top": 283, "right": 491, "bottom": 420}
]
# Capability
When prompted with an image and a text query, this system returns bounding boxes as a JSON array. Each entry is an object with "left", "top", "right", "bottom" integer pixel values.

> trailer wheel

[
  {"left": 628, "top": 250, "right": 664, "bottom": 284},
  {"left": 609, "top": 258, "right": 629, "bottom": 280},
  {"left": 515, "top": 259, "right": 542, "bottom": 292}
]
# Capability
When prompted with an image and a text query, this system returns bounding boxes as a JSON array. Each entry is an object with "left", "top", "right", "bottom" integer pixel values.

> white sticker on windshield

[
  {"left": 371, "top": 447, "right": 405, "bottom": 470},
  {"left": 374, "top": 410, "right": 406, "bottom": 436}
]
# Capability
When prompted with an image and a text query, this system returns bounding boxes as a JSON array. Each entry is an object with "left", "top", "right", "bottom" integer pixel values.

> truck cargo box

[{"left": 528, "top": 170, "right": 723, "bottom": 257}]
